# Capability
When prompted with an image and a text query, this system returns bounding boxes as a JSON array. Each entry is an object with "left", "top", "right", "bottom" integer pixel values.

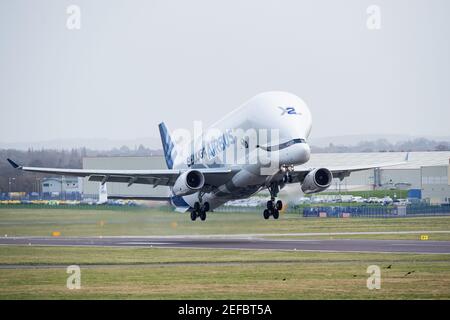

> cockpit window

[{"left": 258, "top": 138, "right": 306, "bottom": 152}]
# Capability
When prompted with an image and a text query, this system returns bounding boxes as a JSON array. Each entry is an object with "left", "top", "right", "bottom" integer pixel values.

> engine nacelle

[
  {"left": 172, "top": 170, "right": 205, "bottom": 196},
  {"left": 301, "top": 168, "right": 333, "bottom": 194}
]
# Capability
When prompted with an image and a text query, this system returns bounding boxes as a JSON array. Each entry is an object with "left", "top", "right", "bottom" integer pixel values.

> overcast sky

[{"left": 1, "top": 0, "right": 449, "bottom": 147}]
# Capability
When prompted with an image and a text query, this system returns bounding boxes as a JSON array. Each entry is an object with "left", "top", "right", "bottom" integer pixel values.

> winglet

[{"left": 7, "top": 158, "right": 22, "bottom": 169}]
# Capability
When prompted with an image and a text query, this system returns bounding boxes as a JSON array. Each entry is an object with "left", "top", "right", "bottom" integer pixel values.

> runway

[{"left": 1, "top": 236, "right": 450, "bottom": 254}]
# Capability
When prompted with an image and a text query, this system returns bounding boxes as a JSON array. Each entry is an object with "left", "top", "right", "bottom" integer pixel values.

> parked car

[
  {"left": 298, "top": 197, "right": 311, "bottom": 204},
  {"left": 340, "top": 195, "right": 353, "bottom": 203},
  {"left": 382, "top": 196, "right": 393, "bottom": 205},
  {"left": 310, "top": 197, "right": 325, "bottom": 204},
  {"left": 352, "top": 196, "right": 366, "bottom": 203},
  {"left": 366, "top": 197, "right": 381, "bottom": 203},
  {"left": 393, "top": 198, "right": 410, "bottom": 206}
]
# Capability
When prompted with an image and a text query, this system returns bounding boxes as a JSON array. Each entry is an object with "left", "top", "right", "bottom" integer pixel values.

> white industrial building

[
  {"left": 301, "top": 151, "right": 450, "bottom": 191},
  {"left": 42, "top": 177, "right": 82, "bottom": 195},
  {"left": 421, "top": 164, "right": 450, "bottom": 204}
]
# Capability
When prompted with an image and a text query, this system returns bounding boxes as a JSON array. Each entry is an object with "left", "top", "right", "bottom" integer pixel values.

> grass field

[
  {"left": 1, "top": 206, "right": 450, "bottom": 299},
  {"left": 0, "top": 246, "right": 449, "bottom": 299},
  {"left": 0, "top": 207, "right": 450, "bottom": 240}
]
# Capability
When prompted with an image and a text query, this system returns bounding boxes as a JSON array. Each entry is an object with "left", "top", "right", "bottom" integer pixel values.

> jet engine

[
  {"left": 301, "top": 168, "right": 333, "bottom": 194},
  {"left": 172, "top": 170, "right": 205, "bottom": 196}
]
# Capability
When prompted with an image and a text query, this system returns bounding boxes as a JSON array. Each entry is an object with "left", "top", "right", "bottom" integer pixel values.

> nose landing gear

[{"left": 281, "top": 164, "right": 294, "bottom": 183}]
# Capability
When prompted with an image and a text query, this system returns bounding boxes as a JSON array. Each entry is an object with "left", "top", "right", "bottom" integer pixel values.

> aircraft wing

[
  {"left": 288, "top": 155, "right": 409, "bottom": 184},
  {"left": 108, "top": 195, "right": 171, "bottom": 201},
  {"left": 6, "top": 158, "right": 236, "bottom": 188}
]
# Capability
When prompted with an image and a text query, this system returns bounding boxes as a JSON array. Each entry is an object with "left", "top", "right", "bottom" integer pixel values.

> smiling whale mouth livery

[{"left": 6, "top": 91, "right": 408, "bottom": 221}]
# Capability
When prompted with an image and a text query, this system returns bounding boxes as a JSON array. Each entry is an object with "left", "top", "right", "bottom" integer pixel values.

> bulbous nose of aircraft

[{"left": 279, "top": 142, "right": 311, "bottom": 166}]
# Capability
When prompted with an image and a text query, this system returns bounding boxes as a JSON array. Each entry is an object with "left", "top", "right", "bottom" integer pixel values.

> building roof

[
  {"left": 42, "top": 177, "right": 80, "bottom": 183},
  {"left": 304, "top": 151, "right": 450, "bottom": 170}
]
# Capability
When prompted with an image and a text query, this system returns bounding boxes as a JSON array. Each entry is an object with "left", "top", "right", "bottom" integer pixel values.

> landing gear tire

[
  {"left": 276, "top": 200, "right": 283, "bottom": 211},
  {"left": 273, "top": 209, "right": 279, "bottom": 219},
  {"left": 191, "top": 201, "right": 209, "bottom": 221},
  {"left": 264, "top": 182, "right": 283, "bottom": 220}
]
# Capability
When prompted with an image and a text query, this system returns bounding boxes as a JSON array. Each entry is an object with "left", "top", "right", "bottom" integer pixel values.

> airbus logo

[{"left": 278, "top": 106, "right": 301, "bottom": 116}]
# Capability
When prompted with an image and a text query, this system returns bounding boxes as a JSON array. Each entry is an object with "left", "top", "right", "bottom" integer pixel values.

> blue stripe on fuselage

[{"left": 170, "top": 195, "right": 189, "bottom": 207}]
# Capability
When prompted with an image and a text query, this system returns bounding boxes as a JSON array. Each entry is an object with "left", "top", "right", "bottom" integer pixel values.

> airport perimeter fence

[
  {"left": 302, "top": 205, "right": 450, "bottom": 218},
  {"left": 215, "top": 204, "right": 450, "bottom": 218},
  {"left": 1, "top": 194, "right": 450, "bottom": 218}
]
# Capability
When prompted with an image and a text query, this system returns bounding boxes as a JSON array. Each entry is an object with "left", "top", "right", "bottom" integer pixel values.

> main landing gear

[
  {"left": 190, "top": 201, "right": 210, "bottom": 221},
  {"left": 262, "top": 165, "right": 294, "bottom": 219},
  {"left": 263, "top": 183, "right": 283, "bottom": 220},
  {"left": 263, "top": 199, "right": 282, "bottom": 220}
]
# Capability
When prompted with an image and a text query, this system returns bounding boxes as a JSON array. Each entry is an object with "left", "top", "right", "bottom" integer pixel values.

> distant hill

[
  {"left": 309, "top": 135, "right": 450, "bottom": 153},
  {"left": 309, "top": 134, "right": 450, "bottom": 147},
  {"left": 0, "top": 137, "right": 162, "bottom": 151}
]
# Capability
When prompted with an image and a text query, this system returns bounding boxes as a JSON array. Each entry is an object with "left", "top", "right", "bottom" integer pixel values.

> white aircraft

[{"left": 7, "top": 91, "right": 406, "bottom": 221}]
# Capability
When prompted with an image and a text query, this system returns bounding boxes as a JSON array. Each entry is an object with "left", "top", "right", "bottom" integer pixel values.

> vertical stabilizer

[{"left": 158, "top": 122, "right": 176, "bottom": 169}]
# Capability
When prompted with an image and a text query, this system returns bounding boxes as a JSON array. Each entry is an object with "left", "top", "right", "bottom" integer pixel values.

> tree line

[{"left": 311, "top": 138, "right": 450, "bottom": 153}]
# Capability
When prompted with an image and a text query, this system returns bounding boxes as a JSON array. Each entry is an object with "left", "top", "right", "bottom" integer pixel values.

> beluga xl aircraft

[{"left": 7, "top": 92, "right": 407, "bottom": 221}]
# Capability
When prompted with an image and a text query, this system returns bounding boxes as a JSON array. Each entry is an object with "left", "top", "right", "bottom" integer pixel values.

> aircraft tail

[{"left": 158, "top": 122, "right": 176, "bottom": 169}]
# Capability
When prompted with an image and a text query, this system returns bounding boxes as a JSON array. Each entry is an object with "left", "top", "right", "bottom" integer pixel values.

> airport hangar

[{"left": 81, "top": 151, "right": 450, "bottom": 204}]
